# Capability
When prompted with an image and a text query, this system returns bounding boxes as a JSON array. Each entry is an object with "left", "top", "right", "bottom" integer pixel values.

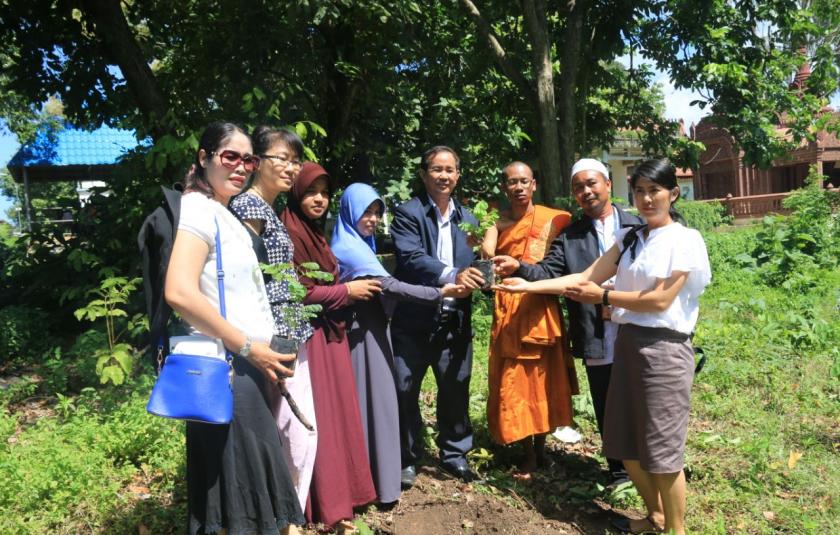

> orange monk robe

[{"left": 487, "top": 205, "right": 579, "bottom": 445}]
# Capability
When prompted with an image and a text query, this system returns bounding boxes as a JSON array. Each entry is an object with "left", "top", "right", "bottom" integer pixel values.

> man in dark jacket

[
  {"left": 390, "top": 146, "right": 484, "bottom": 487},
  {"left": 493, "top": 158, "right": 641, "bottom": 485}
]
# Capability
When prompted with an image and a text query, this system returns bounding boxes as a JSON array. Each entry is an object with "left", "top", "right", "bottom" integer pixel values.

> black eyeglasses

[
  {"left": 262, "top": 154, "right": 303, "bottom": 170},
  {"left": 209, "top": 150, "right": 261, "bottom": 172}
]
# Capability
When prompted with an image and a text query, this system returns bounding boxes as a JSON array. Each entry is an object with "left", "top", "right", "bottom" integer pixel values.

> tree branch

[
  {"left": 459, "top": 0, "right": 535, "bottom": 102},
  {"left": 78, "top": 0, "right": 168, "bottom": 139}
]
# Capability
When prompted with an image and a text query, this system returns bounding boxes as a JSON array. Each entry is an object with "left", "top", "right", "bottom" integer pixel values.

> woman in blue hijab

[{"left": 331, "top": 183, "right": 466, "bottom": 505}]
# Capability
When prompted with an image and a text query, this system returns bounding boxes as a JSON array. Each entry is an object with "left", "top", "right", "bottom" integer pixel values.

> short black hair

[
  {"left": 251, "top": 125, "right": 304, "bottom": 159},
  {"left": 420, "top": 145, "right": 460, "bottom": 171},
  {"left": 501, "top": 161, "right": 532, "bottom": 180}
]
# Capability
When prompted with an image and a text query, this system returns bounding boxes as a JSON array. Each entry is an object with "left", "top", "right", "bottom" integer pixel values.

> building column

[{"left": 22, "top": 167, "right": 32, "bottom": 232}]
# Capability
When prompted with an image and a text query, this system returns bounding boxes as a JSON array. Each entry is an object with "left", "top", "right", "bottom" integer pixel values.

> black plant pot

[
  {"left": 270, "top": 336, "right": 299, "bottom": 371},
  {"left": 471, "top": 259, "right": 494, "bottom": 290}
]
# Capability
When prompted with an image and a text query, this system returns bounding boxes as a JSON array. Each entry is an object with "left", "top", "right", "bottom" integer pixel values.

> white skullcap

[{"left": 571, "top": 158, "right": 609, "bottom": 180}]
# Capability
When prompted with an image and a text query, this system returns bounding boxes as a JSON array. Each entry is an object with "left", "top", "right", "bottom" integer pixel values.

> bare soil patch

[{"left": 302, "top": 437, "right": 619, "bottom": 534}]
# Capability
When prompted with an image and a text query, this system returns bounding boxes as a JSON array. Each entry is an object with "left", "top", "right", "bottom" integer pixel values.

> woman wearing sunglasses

[
  {"left": 164, "top": 121, "right": 304, "bottom": 535},
  {"left": 229, "top": 125, "right": 317, "bottom": 514}
]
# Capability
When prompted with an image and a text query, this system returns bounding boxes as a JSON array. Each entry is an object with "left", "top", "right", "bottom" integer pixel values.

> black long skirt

[{"left": 187, "top": 356, "right": 305, "bottom": 535}]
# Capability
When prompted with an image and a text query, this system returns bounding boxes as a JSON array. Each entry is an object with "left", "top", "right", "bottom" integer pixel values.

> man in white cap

[{"left": 493, "top": 157, "right": 641, "bottom": 487}]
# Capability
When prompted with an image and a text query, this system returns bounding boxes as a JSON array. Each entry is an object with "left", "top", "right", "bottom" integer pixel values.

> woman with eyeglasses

[
  {"left": 497, "top": 159, "right": 711, "bottom": 535},
  {"left": 164, "top": 122, "right": 304, "bottom": 534},
  {"left": 228, "top": 125, "right": 318, "bottom": 515},
  {"left": 280, "top": 163, "right": 380, "bottom": 532}
]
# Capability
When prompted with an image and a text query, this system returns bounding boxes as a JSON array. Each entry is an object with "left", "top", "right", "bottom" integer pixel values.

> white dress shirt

[
  {"left": 611, "top": 223, "right": 711, "bottom": 334},
  {"left": 428, "top": 195, "right": 459, "bottom": 285},
  {"left": 588, "top": 213, "right": 620, "bottom": 367}
]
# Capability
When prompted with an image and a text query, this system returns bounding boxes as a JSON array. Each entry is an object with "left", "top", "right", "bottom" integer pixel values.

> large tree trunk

[
  {"left": 556, "top": 0, "right": 586, "bottom": 196},
  {"left": 79, "top": 0, "right": 168, "bottom": 140},
  {"left": 521, "top": 0, "right": 566, "bottom": 200}
]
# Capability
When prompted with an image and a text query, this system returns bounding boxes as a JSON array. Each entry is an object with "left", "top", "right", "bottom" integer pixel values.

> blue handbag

[{"left": 147, "top": 219, "right": 235, "bottom": 424}]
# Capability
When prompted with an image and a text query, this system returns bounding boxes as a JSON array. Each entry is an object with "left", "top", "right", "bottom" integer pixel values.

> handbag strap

[{"left": 214, "top": 218, "right": 234, "bottom": 364}]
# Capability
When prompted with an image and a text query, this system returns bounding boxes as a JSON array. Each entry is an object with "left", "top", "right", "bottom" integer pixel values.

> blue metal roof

[{"left": 7, "top": 124, "right": 141, "bottom": 168}]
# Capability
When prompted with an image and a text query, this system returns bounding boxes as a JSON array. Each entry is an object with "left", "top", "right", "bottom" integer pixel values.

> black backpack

[{"left": 137, "top": 185, "right": 183, "bottom": 365}]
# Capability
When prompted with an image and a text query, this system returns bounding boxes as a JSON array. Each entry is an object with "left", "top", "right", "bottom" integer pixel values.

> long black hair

[
  {"left": 183, "top": 121, "right": 247, "bottom": 197},
  {"left": 630, "top": 158, "right": 685, "bottom": 224}
]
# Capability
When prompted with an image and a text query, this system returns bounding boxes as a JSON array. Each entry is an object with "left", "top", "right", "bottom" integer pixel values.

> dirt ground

[
  {"left": 360, "top": 468, "right": 609, "bottom": 534},
  {"left": 301, "top": 438, "right": 628, "bottom": 535}
]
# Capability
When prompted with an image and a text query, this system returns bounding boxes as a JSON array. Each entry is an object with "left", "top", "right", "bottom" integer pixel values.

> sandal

[
  {"left": 610, "top": 515, "right": 664, "bottom": 534},
  {"left": 511, "top": 470, "right": 534, "bottom": 481},
  {"left": 336, "top": 520, "right": 359, "bottom": 534}
]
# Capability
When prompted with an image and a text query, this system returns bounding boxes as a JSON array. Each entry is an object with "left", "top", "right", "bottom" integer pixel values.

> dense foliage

[
  {"left": 748, "top": 169, "right": 840, "bottom": 289},
  {"left": 1, "top": 1, "right": 839, "bottom": 530},
  {"left": 1, "top": 1, "right": 838, "bottom": 196}
]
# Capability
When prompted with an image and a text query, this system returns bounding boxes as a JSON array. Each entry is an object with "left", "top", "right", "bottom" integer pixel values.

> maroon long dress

[
  {"left": 302, "top": 284, "right": 376, "bottom": 526},
  {"left": 280, "top": 162, "right": 376, "bottom": 527}
]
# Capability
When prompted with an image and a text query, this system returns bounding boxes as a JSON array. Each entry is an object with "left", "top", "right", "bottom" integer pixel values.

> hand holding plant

[
  {"left": 458, "top": 200, "right": 500, "bottom": 289},
  {"left": 259, "top": 261, "right": 334, "bottom": 334}
]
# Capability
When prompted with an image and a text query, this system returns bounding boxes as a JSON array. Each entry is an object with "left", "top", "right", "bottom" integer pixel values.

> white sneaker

[{"left": 552, "top": 426, "right": 582, "bottom": 444}]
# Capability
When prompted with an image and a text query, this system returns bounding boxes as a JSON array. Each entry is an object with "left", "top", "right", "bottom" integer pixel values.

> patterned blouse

[{"left": 229, "top": 192, "right": 314, "bottom": 343}]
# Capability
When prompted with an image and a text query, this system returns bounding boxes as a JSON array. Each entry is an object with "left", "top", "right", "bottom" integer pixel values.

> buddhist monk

[{"left": 481, "top": 161, "right": 578, "bottom": 478}]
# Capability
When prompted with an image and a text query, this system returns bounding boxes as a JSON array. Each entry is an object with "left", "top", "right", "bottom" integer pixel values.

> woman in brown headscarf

[{"left": 279, "top": 162, "right": 379, "bottom": 532}]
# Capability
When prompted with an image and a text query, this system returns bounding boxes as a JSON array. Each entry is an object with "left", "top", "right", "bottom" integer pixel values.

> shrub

[
  {"left": 551, "top": 195, "right": 584, "bottom": 220},
  {"left": 675, "top": 199, "right": 732, "bottom": 232},
  {"left": 750, "top": 167, "right": 840, "bottom": 288},
  {"left": 0, "top": 305, "right": 52, "bottom": 368}
]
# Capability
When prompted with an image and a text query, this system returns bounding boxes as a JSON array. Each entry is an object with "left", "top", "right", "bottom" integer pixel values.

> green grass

[
  {"left": 1, "top": 225, "right": 838, "bottom": 533},
  {"left": 0, "top": 375, "right": 185, "bottom": 534}
]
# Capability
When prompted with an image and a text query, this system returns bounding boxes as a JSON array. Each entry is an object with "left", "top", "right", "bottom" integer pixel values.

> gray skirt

[{"left": 603, "top": 324, "right": 694, "bottom": 473}]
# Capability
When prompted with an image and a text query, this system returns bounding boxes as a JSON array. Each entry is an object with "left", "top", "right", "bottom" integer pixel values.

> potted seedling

[
  {"left": 458, "top": 199, "right": 500, "bottom": 290},
  {"left": 259, "top": 261, "right": 333, "bottom": 431},
  {"left": 259, "top": 261, "right": 333, "bottom": 357}
]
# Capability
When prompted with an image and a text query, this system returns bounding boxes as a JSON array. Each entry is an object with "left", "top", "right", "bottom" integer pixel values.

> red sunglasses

[{"left": 210, "top": 150, "right": 261, "bottom": 172}]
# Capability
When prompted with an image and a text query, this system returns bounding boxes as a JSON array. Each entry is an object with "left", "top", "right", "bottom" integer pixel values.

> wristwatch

[
  {"left": 239, "top": 335, "right": 253, "bottom": 358},
  {"left": 602, "top": 289, "right": 611, "bottom": 306}
]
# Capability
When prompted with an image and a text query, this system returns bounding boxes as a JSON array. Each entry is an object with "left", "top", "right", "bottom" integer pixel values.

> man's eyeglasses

[
  {"left": 262, "top": 154, "right": 303, "bottom": 170},
  {"left": 428, "top": 166, "right": 459, "bottom": 174},
  {"left": 210, "top": 150, "right": 261, "bottom": 172},
  {"left": 505, "top": 178, "right": 533, "bottom": 187}
]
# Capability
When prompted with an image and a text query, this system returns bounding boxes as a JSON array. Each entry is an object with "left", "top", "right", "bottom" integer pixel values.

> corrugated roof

[{"left": 7, "top": 124, "right": 140, "bottom": 168}]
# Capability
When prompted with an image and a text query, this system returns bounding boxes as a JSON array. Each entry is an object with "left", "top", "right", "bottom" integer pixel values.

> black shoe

[
  {"left": 439, "top": 460, "right": 476, "bottom": 483},
  {"left": 400, "top": 465, "right": 417, "bottom": 489}
]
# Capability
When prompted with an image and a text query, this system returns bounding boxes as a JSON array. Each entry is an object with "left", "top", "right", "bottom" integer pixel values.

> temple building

[{"left": 691, "top": 62, "right": 840, "bottom": 216}]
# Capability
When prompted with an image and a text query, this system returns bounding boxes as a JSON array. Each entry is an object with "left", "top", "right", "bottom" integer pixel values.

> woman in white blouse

[
  {"left": 164, "top": 122, "right": 303, "bottom": 535},
  {"left": 499, "top": 159, "right": 711, "bottom": 535}
]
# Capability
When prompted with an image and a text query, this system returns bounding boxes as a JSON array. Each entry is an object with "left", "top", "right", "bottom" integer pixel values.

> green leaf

[{"left": 111, "top": 347, "right": 134, "bottom": 374}]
